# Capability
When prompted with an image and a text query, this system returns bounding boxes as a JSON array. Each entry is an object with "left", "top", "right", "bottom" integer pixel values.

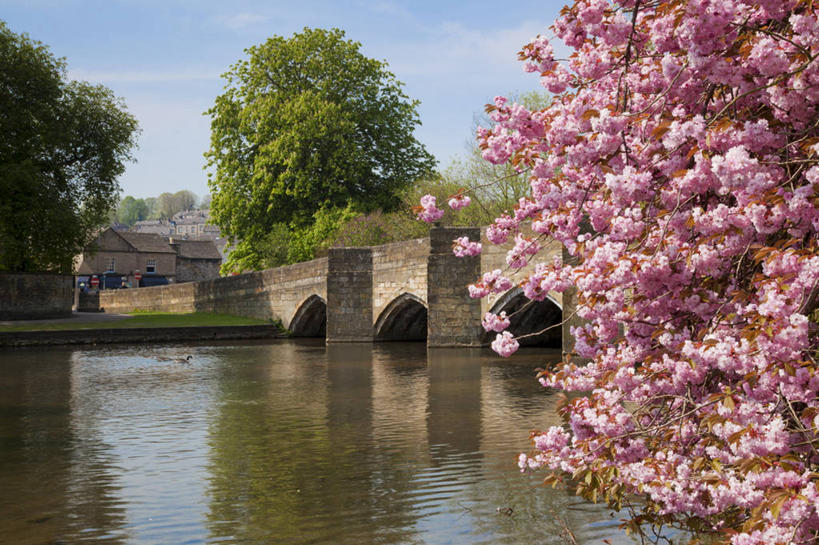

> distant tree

[
  {"left": 429, "top": 90, "right": 551, "bottom": 223},
  {"left": 0, "top": 21, "right": 139, "bottom": 273},
  {"left": 199, "top": 193, "right": 211, "bottom": 210},
  {"left": 143, "top": 197, "right": 159, "bottom": 219},
  {"left": 206, "top": 27, "right": 435, "bottom": 272},
  {"left": 156, "top": 190, "right": 197, "bottom": 220},
  {"left": 115, "top": 196, "right": 149, "bottom": 226},
  {"left": 173, "top": 190, "right": 197, "bottom": 213},
  {"left": 156, "top": 192, "right": 175, "bottom": 219}
]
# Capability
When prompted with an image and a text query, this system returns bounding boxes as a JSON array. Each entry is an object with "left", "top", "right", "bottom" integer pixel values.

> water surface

[{"left": 0, "top": 341, "right": 634, "bottom": 544}]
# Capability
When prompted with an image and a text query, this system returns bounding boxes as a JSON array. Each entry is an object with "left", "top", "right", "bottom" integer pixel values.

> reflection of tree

[
  {"left": 1, "top": 341, "right": 637, "bottom": 544},
  {"left": 0, "top": 348, "right": 127, "bottom": 544},
  {"left": 205, "top": 341, "right": 422, "bottom": 544},
  {"left": 204, "top": 342, "right": 329, "bottom": 542}
]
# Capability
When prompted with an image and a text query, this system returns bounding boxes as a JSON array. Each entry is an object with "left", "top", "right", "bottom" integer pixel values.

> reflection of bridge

[{"left": 100, "top": 227, "right": 567, "bottom": 347}]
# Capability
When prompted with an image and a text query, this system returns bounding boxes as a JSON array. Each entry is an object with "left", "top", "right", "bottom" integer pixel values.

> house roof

[
  {"left": 131, "top": 219, "right": 173, "bottom": 235},
  {"left": 118, "top": 231, "right": 176, "bottom": 253},
  {"left": 172, "top": 209, "right": 210, "bottom": 224},
  {"left": 175, "top": 239, "right": 222, "bottom": 260}
]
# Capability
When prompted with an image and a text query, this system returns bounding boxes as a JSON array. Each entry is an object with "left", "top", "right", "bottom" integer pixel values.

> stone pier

[
  {"left": 326, "top": 248, "right": 374, "bottom": 342},
  {"left": 426, "top": 227, "right": 483, "bottom": 347}
]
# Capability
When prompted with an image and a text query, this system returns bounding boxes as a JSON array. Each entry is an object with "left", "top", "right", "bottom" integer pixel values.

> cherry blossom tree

[{"left": 419, "top": 1, "right": 819, "bottom": 543}]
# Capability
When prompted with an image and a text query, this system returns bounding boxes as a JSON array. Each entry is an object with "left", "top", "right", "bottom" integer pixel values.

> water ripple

[{"left": 0, "top": 341, "right": 632, "bottom": 545}]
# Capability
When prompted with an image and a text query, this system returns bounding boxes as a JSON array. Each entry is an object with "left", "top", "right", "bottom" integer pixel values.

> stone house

[
  {"left": 173, "top": 239, "right": 223, "bottom": 282},
  {"left": 133, "top": 210, "right": 230, "bottom": 265},
  {"left": 76, "top": 227, "right": 221, "bottom": 286},
  {"left": 171, "top": 209, "right": 220, "bottom": 238}
]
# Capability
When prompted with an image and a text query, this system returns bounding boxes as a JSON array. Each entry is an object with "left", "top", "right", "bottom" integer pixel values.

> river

[{"left": 0, "top": 340, "right": 634, "bottom": 544}]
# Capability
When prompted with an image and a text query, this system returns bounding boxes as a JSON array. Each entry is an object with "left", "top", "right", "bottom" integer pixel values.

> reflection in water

[
  {"left": 0, "top": 341, "right": 636, "bottom": 545},
  {"left": 0, "top": 349, "right": 128, "bottom": 544}
]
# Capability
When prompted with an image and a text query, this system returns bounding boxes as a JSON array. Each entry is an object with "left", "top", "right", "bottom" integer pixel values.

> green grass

[{"left": 0, "top": 312, "right": 271, "bottom": 332}]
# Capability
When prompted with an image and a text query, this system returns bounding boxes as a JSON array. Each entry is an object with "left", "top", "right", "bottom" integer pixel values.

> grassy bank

[{"left": 0, "top": 312, "right": 271, "bottom": 332}]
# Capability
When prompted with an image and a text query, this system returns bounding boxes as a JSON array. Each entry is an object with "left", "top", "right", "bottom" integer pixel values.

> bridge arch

[
  {"left": 374, "top": 293, "right": 427, "bottom": 341},
  {"left": 289, "top": 294, "right": 327, "bottom": 337},
  {"left": 482, "top": 288, "right": 562, "bottom": 347}
]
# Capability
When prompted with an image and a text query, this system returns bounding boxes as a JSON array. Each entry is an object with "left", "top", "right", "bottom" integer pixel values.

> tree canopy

[
  {"left": 115, "top": 196, "right": 149, "bottom": 226},
  {"left": 0, "top": 21, "right": 139, "bottom": 273},
  {"left": 422, "top": 2, "right": 819, "bottom": 544},
  {"left": 157, "top": 190, "right": 197, "bottom": 219},
  {"left": 205, "top": 27, "right": 435, "bottom": 272},
  {"left": 114, "top": 190, "right": 202, "bottom": 226}
]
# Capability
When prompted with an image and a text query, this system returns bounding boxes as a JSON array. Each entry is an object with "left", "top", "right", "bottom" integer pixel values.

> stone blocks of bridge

[
  {"left": 325, "top": 228, "right": 484, "bottom": 346},
  {"left": 326, "top": 248, "right": 374, "bottom": 342},
  {"left": 426, "top": 227, "right": 483, "bottom": 347}
]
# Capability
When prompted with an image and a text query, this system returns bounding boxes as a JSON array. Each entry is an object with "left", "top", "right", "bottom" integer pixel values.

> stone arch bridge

[{"left": 100, "top": 227, "right": 569, "bottom": 348}]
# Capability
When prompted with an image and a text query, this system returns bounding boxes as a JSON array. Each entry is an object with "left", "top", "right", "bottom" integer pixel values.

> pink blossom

[
  {"left": 482, "top": 311, "right": 511, "bottom": 332},
  {"left": 452, "top": 236, "right": 482, "bottom": 257},
  {"left": 448, "top": 194, "right": 471, "bottom": 210},
  {"left": 418, "top": 2, "right": 819, "bottom": 542},
  {"left": 490, "top": 331, "right": 519, "bottom": 357},
  {"left": 416, "top": 194, "right": 444, "bottom": 223},
  {"left": 468, "top": 269, "right": 513, "bottom": 299}
]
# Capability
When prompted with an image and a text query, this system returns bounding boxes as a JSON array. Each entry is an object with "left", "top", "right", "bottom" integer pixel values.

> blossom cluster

[
  {"left": 427, "top": 2, "right": 819, "bottom": 544},
  {"left": 415, "top": 194, "right": 443, "bottom": 223}
]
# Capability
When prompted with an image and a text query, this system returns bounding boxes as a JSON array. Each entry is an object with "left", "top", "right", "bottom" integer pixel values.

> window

[
  {"left": 146, "top": 259, "right": 156, "bottom": 273},
  {"left": 105, "top": 257, "right": 115, "bottom": 272},
  {"left": 177, "top": 226, "right": 183, "bottom": 234}
]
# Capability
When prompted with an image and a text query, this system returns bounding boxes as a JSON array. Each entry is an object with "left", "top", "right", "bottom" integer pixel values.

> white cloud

[
  {"left": 386, "top": 19, "right": 555, "bottom": 78},
  {"left": 213, "top": 12, "right": 270, "bottom": 30}
]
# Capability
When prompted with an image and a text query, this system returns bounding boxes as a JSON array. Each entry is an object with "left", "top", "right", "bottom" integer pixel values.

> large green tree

[
  {"left": 0, "top": 22, "right": 139, "bottom": 273},
  {"left": 205, "top": 27, "right": 435, "bottom": 271}
]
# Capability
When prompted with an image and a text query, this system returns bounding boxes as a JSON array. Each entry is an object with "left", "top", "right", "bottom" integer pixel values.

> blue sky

[{"left": 2, "top": 1, "right": 565, "bottom": 200}]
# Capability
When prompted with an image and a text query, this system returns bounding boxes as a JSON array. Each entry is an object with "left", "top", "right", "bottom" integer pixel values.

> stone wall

[
  {"left": 176, "top": 258, "right": 221, "bottom": 283},
  {"left": 77, "top": 291, "right": 101, "bottom": 312},
  {"left": 100, "top": 258, "right": 327, "bottom": 327},
  {"left": 0, "top": 273, "right": 73, "bottom": 320},
  {"left": 372, "top": 237, "right": 429, "bottom": 321}
]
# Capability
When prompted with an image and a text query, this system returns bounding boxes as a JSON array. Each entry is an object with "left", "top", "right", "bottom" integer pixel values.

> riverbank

[{"left": 0, "top": 311, "right": 286, "bottom": 347}]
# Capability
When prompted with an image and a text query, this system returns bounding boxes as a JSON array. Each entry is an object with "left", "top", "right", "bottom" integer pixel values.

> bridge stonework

[
  {"left": 326, "top": 248, "right": 373, "bottom": 342},
  {"left": 426, "top": 227, "right": 483, "bottom": 347},
  {"left": 98, "top": 226, "right": 570, "bottom": 348},
  {"left": 372, "top": 238, "right": 429, "bottom": 321}
]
